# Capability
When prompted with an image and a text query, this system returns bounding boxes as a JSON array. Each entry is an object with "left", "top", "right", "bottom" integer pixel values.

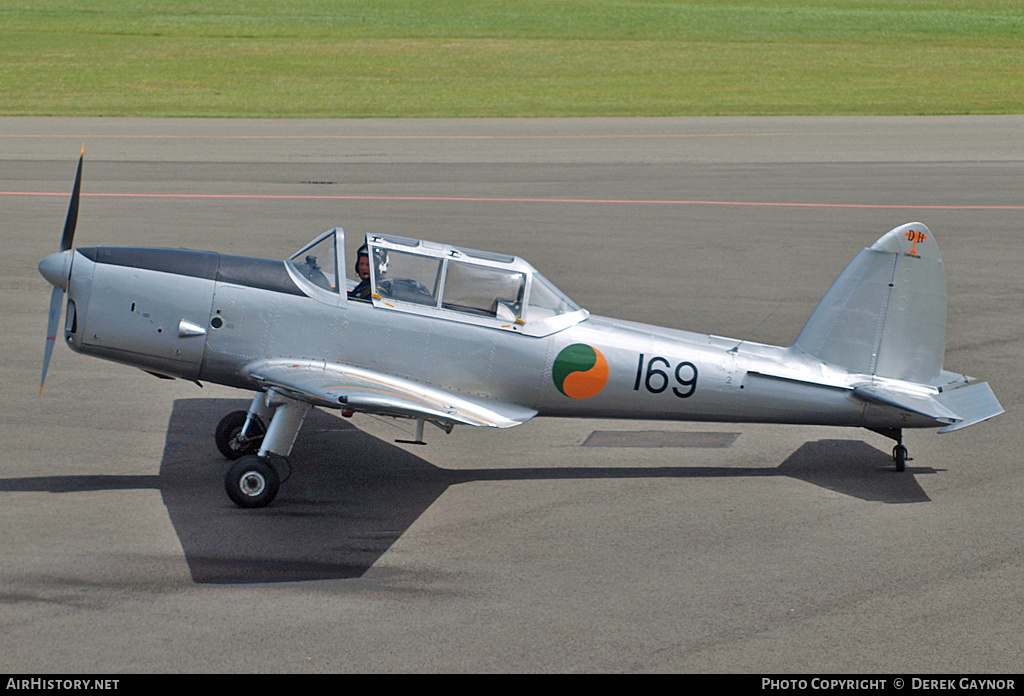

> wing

[{"left": 244, "top": 358, "right": 537, "bottom": 429}]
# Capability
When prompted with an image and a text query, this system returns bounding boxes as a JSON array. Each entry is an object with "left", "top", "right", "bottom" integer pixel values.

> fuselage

[
  {"left": 48, "top": 244, "right": 938, "bottom": 433},
  {"left": 35, "top": 153, "right": 1001, "bottom": 505}
]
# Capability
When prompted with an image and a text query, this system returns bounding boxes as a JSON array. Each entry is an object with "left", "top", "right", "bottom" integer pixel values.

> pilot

[{"left": 348, "top": 245, "right": 372, "bottom": 300}]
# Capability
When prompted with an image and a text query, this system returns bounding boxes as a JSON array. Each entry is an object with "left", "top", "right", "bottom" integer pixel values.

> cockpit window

[
  {"left": 374, "top": 248, "right": 441, "bottom": 306},
  {"left": 524, "top": 273, "right": 579, "bottom": 321},
  {"left": 359, "top": 232, "right": 587, "bottom": 335},
  {"left": 289, "top": 233, "right": 338, "bottom": 293},
  {"left": 442, "top": 261, "right": 525, "bottom": 320}
]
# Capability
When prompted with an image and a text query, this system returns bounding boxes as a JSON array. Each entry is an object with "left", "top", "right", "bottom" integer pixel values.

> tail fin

[{"left": 793, "top": 223, "right": 946, "bottom": 383}]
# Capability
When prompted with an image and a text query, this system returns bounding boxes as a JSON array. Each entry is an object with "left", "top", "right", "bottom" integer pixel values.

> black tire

[
  {"left": 893, "top": 444, "right": 908, "bottom": 472},
  {"left": 225, "top": 456, "right": 280, "bottom": 508},
  {"left": 215, "top": 410, "right": 265, "bottom": 460}
]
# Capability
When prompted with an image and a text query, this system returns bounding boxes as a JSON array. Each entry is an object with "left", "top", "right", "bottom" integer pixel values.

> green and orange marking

[{"left": 552, "top": 344, "right": 609, "bottom": 399}]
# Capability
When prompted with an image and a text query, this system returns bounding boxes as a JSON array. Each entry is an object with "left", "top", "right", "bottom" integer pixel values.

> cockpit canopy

[{"left": 287, "top": 229, "right": 587, "bottom": 336}]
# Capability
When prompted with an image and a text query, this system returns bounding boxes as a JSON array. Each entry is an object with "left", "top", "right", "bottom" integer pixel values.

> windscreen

[{"left": 289, "top": 232, "right": 338, "bottom": 293}]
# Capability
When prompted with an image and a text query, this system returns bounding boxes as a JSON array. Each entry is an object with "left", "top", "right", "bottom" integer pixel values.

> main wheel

[
  {"left": 215, "top": 410, "right": 265, "bottom": 460},
  {"left": 893, "top": 444, "right": 908, "bottom": 472},
  {"left": 225, "top": 456, "right": 280, "bottom": 508}
]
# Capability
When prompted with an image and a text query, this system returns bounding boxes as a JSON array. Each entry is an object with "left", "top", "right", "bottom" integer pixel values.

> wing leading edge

[{"left": 245, "top": 358, "right": 537, "bottom": 429}]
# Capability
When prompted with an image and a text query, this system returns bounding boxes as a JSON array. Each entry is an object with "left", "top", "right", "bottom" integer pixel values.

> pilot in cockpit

[{"left": 348, "top": 245, "right": 372, "bottom": 300}]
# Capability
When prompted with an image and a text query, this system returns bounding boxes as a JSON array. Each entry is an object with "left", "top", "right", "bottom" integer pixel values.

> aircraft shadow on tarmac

[{"left": 2, "top": 398, "right": 935, "bottom": 584}]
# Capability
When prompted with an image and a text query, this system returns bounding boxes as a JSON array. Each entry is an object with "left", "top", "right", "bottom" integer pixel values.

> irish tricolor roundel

[{"left": 552, "top": 344, "right": 609, "bottom": 399}]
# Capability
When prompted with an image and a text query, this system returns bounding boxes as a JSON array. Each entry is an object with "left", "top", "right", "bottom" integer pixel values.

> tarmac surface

[{"left": 1, "top": 116, "right": 1021, "bottom": 673}]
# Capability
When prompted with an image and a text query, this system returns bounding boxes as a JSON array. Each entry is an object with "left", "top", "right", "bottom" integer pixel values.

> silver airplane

[{"left": 39, "top": 151, "right": 1003, "bottom": 508}]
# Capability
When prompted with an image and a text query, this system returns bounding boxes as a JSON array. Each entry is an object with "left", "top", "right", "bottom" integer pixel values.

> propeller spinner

[{"left": 38, "top": 146, "right": 84, "bottom": 394}]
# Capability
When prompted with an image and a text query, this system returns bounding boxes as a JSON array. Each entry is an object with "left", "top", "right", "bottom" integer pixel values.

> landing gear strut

[
  {"left": 217, "top": 390, "right": 311, "bottom": 508},
  {"left": 870, "top": 427, "right": 912, "bottom": 472}
]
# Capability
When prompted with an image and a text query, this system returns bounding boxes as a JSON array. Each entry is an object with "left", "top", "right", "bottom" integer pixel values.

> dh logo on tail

[{"left": 905, "top": 228, "right": 927, "bottom": 255}]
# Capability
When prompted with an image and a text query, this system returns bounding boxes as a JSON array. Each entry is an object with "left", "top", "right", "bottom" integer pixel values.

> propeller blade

[
  {"left": 41, "top": 148, "right": 84, "bottom": 395},
  {"left": 60, "top": 144, "right": 84, "bottom": 252},
  {"left": 40, "top": 286, "right": 64, "bottom": 395}
]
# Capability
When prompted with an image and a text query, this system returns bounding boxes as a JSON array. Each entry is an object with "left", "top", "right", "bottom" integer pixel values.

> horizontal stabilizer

[
  {"left": 853, "top": 384, "right": 960, "bottom": 424},
  {"left": 935, "top": 381, "right": 1004, "bottom": 433},
  {"left": 852, "top": 380, "right": 1003, "bottom": 432},
  {"left": 245, "top": 358, "right": 537, "bottom": 429}
]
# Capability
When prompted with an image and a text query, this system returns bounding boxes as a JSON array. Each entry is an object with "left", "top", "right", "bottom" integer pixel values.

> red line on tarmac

[{"left": 3, "top": 190, "right": 1023, "bottom": 211}]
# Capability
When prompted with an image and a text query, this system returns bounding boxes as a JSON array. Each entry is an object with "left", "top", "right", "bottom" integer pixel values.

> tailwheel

[
  {"left": 869, "top": 427, "right": 913, "bottom": 472},
  {"left": 892, "top": 444, "right": 909, "bottom": 472},
  {"left": 215, "top": 410, "right": 265, "bottom": 460},
  {"left": 225, "top": 455, "right": 280, "bottom": 508}
]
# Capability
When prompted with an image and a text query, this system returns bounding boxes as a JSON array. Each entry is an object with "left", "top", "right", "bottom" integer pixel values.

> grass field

[{"left": 2, "top": 0, "right": 1022, "bottom": 117}]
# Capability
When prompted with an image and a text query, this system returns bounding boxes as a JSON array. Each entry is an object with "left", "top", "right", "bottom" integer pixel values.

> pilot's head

[
  {"left": 355, "top": 243, "right": 387, "bottom": 279},
  {"left": 355, "top": 249, "right": 370, "bottom": 280}
]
